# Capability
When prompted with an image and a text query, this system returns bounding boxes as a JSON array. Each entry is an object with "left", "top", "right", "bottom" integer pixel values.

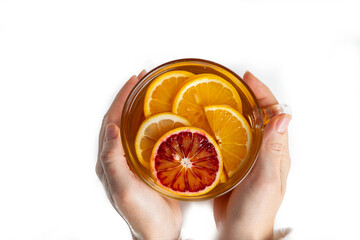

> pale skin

[
  {"left": 213, "top": 71, "right": 291, "bottom": 240},
  {"left": 96, "top": 70, "right": 291, "bottom": 240},
  {"left": 96, "top": 70, "right": 182, "bottom": 240}
]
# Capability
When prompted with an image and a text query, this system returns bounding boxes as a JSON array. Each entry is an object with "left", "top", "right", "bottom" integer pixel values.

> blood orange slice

[{"left": 150, "top": 127, "right": 223, "bottom": 196}]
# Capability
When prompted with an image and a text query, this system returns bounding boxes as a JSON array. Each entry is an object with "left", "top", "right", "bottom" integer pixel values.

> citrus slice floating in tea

[
  {"left": 144, "top": 70, "right": 195, "bottom": 117},
  {"left": 150, "top": 127, "right": 223, "bottom": 196},
  {"left": 135, "top": 113, "right": 191, "bottom": 169},
  {"left": 172, "top": 74, "right": 242, "bottom": 134},
  {"left": 204, "top": 105, "right": 252, "bottom": 178}
]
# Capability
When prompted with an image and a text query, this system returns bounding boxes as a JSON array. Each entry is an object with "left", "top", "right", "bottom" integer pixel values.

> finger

[
  {"left": 106, "top": 75, "right": 139, "bottom": 124},
  {"left": 243, "top": 71, "right": 291, "bottom": 182},
  {"left": 243, "top": 71, "right": 278, "bottom": 107},
  {"left": 137, "top": 69, "right": 147, "bottom": 80},
  {"left": 256, "top": 114, "right": 291, "bottom": 182},
  {"left": 98, "top": 75, "right": 140, "bottom": 162},
  {"left": 100, "top": 123, "right": 132, "bottom": 196}
]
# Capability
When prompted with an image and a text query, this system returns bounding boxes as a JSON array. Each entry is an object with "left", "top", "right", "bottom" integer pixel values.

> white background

[{"left": 1, "top": 1, "right": 359, "bottom": 239}]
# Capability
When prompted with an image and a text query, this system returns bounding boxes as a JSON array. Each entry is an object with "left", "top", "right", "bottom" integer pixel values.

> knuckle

[
  {"left": 100, "top": 151, "right": 116, "bottom": 164},
  {"left": 266, "top": 140, "right": 286, "bottom": 159},
  {"left": 118, "top": 189, "right": 132, "bottom": 203},
  {"left": 268, "top": 141, "right": 284, "bottom": 152},
  {"left": 100, "top": 140, "right": 121, "bottom": 164},
  {"left": 114, "top": 189, "right": 136, "bottom": 209}
]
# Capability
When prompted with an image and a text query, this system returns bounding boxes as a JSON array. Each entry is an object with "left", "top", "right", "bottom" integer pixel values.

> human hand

[
  {"left": 213, "top": 72, "right": 291, "bottom": 240},
  {"left": 96, "top": 71, "right": 182, "bottom": 240}
]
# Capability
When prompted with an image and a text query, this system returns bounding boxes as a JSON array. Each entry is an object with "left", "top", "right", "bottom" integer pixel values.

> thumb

[
  {"left": 100, "top": 123, "right": 132, "bottom": 196},
  {"left": 256, "top": 115, "right": 291, "bottom": 180}
]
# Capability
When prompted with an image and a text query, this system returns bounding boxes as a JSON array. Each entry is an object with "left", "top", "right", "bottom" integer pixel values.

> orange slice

[
  {"left": 150, "top": 127, "right": 223, "bottom": 196},
  {"left": 172, "top": 74, "right": 242, "bottom": 134},
  {"left": 135, "top": 113, "right": 191, "bottom": 169},
  {"left": 144, "top": 70, "right": 195, "bottom": 117},
  {"left": 204, "top": 105, "right": 252, "bottom": 177}
]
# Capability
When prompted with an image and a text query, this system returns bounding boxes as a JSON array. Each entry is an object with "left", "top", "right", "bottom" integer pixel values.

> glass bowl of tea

[{"left": 120, "top": 58, "right": 289, "bottom": 201}]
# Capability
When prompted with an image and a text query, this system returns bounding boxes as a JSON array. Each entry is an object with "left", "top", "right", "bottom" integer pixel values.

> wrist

[
  {"left": 221, "top": 223, "right": 274, "bottom": 240},
  {"left": 131, "top": 230, "right": 180, "bottom": 240}
]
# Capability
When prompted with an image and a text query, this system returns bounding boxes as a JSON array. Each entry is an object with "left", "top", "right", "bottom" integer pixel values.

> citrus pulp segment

[
  {"left": 204, "top": 105, "right": 252, "bottom": 178},
  {"left": 150, "top": 127, "right": 223, "bottom": 196},
  {"left": 144, "top": 70, "right": 195, "bottom": 117},
  {"left": 172, "top": 74, "right": 242, "bottom": 134},
  {"left": 135, "top": 113, "right": 191, "bottom": 169}
]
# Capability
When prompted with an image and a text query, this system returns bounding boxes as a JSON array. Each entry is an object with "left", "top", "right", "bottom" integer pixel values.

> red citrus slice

[{"left": 150, "top": 127, "right": 223, "bottom": 196}]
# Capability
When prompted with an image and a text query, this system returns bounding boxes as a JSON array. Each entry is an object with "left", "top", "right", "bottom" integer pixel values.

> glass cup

[{"left": 121, "top": 58, "right": 291, "bottom": 201}]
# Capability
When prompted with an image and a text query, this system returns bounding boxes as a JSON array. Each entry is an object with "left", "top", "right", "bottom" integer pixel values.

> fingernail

[
  {"left": 276, "top": 115, "right": 291, "bottom": 134},
  {"left": 105, "top": 123, "right": 118, "bottom": 141}
]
